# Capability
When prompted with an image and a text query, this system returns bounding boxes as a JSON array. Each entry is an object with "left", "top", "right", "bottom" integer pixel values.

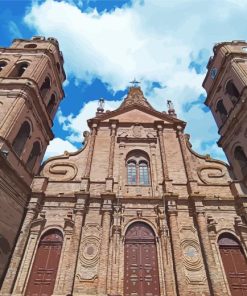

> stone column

[
  {"left": 118, "top": 142, "right": 125, "bottom": 196},
  {"left": 109, "top": 205, "right": 121, "bottom": 295},
  {"left": 156, "top": 123, "right": 173, "bottom": 193},
  {"left": 81, "top": 123, "right": 97, "bottom": 191},
  {"left": 108, "top": 121, "right": 117, "bottom": 178},
  {"left": 55, "top": 193, "right": 87, "bottom": 295},
  {"left": 234, "top": 216, "right": 247, "bottom": 250},
  {"left": 106, "top": 121, "right": 117, "bottom": 192},
  {"left": 177, "top": 127, "right": 198, "bottom": 194},
  {"left": 97, "top": 199, "right": 112, "bottom": 295},
  {"left": 156, "top": 206, "right": 176, "bottom": 296},
  {"left": 194, "top": 202, "right": 222, "bottom": 296},
  {"left": 167, "top": 200, "right": 188, "bottom": 296},
  {"left": 13, "top": 221, "right": 45, "bottom": 295},
  {"left": 1, "top": 194, "right": 41, "bottom": 295}
]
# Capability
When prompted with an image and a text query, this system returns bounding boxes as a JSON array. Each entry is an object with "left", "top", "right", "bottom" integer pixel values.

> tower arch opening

[
  {"left": 216, "top": 99, "right": 228, "bottom": 123},
  {"left": 234, "top": 146, "right": 247, "bottom": 178},
  {"left": 12, "top": 121, "right": 31, "bottom": 156}
]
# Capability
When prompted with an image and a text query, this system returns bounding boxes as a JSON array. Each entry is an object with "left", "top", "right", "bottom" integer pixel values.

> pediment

[
  {"left": 104, "top": 109, "right": 164, "bottom": 123},
  {"left": 93, "top": 104, "right": 185, "bottom": 126}
]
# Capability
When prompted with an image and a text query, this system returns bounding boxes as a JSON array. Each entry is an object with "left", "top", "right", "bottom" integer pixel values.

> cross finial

[{"left": 129, "top": 78, "right": 140, "bottom": 88}]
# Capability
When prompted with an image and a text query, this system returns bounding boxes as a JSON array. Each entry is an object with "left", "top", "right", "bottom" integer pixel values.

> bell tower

[
  {"left": 0, "top": 36, "right": 65, "bottom": 283},
  {"left": 203, "top": 40, "right": 247, "bottom": 185}
]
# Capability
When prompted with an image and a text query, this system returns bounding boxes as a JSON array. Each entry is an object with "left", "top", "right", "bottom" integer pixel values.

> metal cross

[{"left": 129, "top": 78, "right": 140, "bottom": 87}]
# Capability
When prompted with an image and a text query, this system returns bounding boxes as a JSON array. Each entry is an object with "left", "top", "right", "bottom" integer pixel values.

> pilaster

[
  {"left": 109, "top": 205, "right": 121, "bottom": 295},
  {"left": 0, "top": 194, "right": 42, "bottom": 295},
  {"left": 176, "top": 127, "right": 198, "bottom": 194},
  {"left": 155, "top": 205, "right": 176, "bottom": 296},
  {"left": 57, "top": 193, "right": 87, "bottom": 295},
  {"left": 97, "top": 197, "right": 113, "bottom": 295},
  {"left": 156, "top": 122, "right": 173, "bottom": 193},
  {"left": 167, "top": 198, "right": 188, "bottom": 296},
  {"left": 84, "top": 123, "right": 97, "bottom": 178},
  {"left": 193, "top": 198, "right": 224, "bottom": 296}
]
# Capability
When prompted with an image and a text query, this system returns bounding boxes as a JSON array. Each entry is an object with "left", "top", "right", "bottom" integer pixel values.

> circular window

[{"left": 24, "top": 44, "right": 37, "bottom": 49}]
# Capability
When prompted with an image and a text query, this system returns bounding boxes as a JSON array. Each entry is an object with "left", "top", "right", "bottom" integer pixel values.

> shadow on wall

[{"left": 0, "top": 235, "right": 10, "bottom": 255}]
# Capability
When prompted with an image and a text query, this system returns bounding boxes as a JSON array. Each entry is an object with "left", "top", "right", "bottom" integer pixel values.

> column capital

[
  {"left": 101, "top": 197, "right": 114, "bottom": 212},
  {"left": 154, "top": 120, "right": 164, "bottom": 130},
  {"left": 167, "top": 199, "right": 177, "bottom": 215},
  {"left": 74, "top": 191, "right": 88, "bottom": 212}
]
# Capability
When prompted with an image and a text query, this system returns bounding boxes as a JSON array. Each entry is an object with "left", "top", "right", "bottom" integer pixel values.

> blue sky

[{"left": 1, "top": 0, "right": 247, "bottom": 162}]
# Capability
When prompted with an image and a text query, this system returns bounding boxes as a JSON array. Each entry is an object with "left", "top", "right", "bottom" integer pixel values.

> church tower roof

[{"left": 119, "top": 86, "right": 155, "bottom": 110}]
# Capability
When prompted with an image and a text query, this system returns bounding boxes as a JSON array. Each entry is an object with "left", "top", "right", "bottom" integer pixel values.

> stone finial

[
  {"left": 167, "top": 100, "right": 177, "bottom": 118},
  {"left": 97, "top": 98, "right": 105, "bottom": 113}
]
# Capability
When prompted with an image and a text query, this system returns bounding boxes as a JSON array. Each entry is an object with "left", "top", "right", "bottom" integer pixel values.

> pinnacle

[{"left": 119, "top": 86, "right": 154, "bottom": 109}]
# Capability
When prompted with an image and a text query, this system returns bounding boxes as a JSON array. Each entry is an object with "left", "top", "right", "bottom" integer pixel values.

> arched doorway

[
  {"left": 218, "top": 233, "right": 247, "bottom": 296},
  {"left": 124, "top": 222, "right": 160, "bottom": 296},
  {"left": 25, "top": 229, "right": 63, "bottom": 296}
]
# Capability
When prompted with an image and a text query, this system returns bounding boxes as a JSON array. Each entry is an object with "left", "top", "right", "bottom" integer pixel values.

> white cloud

[
  {"left": 24, "top": 0, "right": 247, "bottom": 161},
  {"left": 56, "top": 99, "right": 122, "bottom": 143},
  {"left": 9, "top": 21, "right": 23, "bottom": 38},
  {"left": 43, "top": 137, "right": 78, "bottom": 160}
]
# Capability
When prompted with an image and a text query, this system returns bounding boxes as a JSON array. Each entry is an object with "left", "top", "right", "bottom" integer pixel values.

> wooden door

[
  {"left": 124, "top": 222, "right": 160, "bottom": 296},
  {"left": 25, "top": 229, "right": 63, "bottom": 296},
  {"left": 219, "top": 234, "right": 247, "bottom": 296}
]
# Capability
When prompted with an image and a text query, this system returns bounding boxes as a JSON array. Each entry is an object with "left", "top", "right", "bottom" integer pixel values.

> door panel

[
  {"left": 220, "top": 243, "right": 247, "bottom": 295},
  {"left": 124, "top": 222, "right": 160, "bottom": 296},
  {"left": 25, "top": 230, "right": 63, "bottom": 296}
]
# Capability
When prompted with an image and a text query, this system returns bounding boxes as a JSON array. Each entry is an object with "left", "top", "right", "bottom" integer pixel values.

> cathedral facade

[{"left": 1, "top": 38, "right": 247, "bottom": 296}]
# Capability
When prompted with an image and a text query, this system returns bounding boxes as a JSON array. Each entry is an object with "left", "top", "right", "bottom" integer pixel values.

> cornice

[{"left": 88, "top": 103, "right": 186, "bottom": 127}]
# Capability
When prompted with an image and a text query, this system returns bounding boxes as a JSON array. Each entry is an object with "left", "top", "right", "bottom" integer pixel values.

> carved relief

[
  {"left": 181, "top": 240, "right": 205, "bottom": 284},
  {"left": 180, "top": 226, "right": 206, "bottom": 284},
  {"left": 197, "top": 165, "right": 226, "bottom": 185},
  {"left": 77, "top": 224, "right": 102, "bottom": 281},
  {"left": 132, "top": 124, "right": 143, "bottom": 137},
  {"left": 117, "top": 126, "right": 156, "bottom": 139},
  {"left": 42, "top": 162, "right": 78, "bottom": 181}
]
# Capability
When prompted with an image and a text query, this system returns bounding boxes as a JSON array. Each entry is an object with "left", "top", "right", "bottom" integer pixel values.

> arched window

[
  {"left": 0, "top": 61, "right": 7, "bottom": 72},
  {"left": 226, "top": 81, "right": 240, "bottom": 105},
  {"left": 234, "top": 146, "right": 247, "bottom": 177},
  {"left": 40, "top": 77, "right": 51, "bottom": 98},
  {"left": 139, "top": 161, "right": 149, "bottom": 185},
  {"left": 218, "top": 233, "right": 247, "bottom": 296},
  {"left": 47, "top": 94, "right": 56, "bottom": 115},
  {"left": 12, "top": 121, "right": 31, "bottom": 156},
  {"left": 25, "top": 229, "right": 63, "bottom": 296},
  {"left": 10, "top": 62, "right": 29, "bottom": 77},
  {"left": 127, "top": 161, "right": 137, "bottom": 185},
  {"left": 216, "top": 100, "right": 227, "bottom": 122},
  {"left": 27, "top": 141, "right": 41, "bottom": 171},
  {"left": 126, "top": 151, "right": 150, "bottom": 185}
]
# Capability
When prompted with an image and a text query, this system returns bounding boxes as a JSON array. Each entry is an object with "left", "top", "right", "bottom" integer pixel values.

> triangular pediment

[
  {"left": 89, "top": 103, "right": 185, "bottom": 127},
  {"left": 102, "top": 108, "right": 170, "bottom": 123},
  {"left": 88, "top": 86, "right": 186, "bottom": 127}
]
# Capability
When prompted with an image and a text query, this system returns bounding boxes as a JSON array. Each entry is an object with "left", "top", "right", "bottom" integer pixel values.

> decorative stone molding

[
  {"left": 77, "top": 223, "right": 102, "bottom": 281},
  {"left": 42, "top": 161, "right": 78, "bottom": 181},
  {"left": 197, "top": 165, "right": 227, "bottom": 185}
]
